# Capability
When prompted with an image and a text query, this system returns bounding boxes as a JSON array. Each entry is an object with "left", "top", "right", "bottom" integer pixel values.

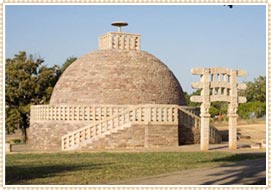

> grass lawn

[{"left": 6, "top": 151, "right": 265, "bottom": 185}]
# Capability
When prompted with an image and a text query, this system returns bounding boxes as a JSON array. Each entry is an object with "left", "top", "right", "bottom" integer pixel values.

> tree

[
  {"left": 209, "top": 102, "right": 228, "bottom": 118},
  {"left": 242, "top": 76, "right": 266, "bottom": 102},
  {"left": 238, "top": 101, "right": 266, "bottom": 119},
  {"left": 238, "top": 75, "right": 266, "bottom": 119},
  {"left": 60, "top": 57, "right": 77, "bottom": 74},
  {"left": 5, "top": 51, "right": 60, "bottom": 141}
]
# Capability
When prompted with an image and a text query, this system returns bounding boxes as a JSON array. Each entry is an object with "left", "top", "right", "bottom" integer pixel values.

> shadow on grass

[
  {"left": 212, "top": 152, "right": 266, "bottom": 162},
  {"left": 201, "top": 153, "right": 266, "bottom": 185},
  {"left": 6, "top": 162, "right": 111, "bottom": 185}
]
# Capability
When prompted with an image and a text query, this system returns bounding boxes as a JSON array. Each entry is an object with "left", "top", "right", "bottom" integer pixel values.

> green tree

[
  {"left": 5, "top": 51, "right": 60, "bottom": 141},
  {"left": 60, "top": 57, "right": 77, "bottom": 74},
  {"left": 209, "top": 102, "right": 228, "bottom": 118},
  {"left": 242, "top": 76, "right": 266, "bottom": 102},
  {"left": 238, "top": 75, "right": 266, "bottom": 119}
]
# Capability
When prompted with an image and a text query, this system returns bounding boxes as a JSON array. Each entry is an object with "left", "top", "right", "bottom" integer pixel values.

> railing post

[
  {"left": 145, "top": 105, "right": 152, "bottom": 124},
  {"left": 173, "top": 106, "right": 178, "bottom": 124},
  {"left": 61, "top": 137, "right": 66, "bottom": 150}
]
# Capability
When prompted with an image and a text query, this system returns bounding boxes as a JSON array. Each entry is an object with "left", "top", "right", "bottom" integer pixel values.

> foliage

[
  {"left": 241, "top": 76, "right": 266, "bottom": 102},
  {"left": 238, "top": 76, "right": 266, "bottom": 119},
  {"left": 5, "top": 51, "right": 60, "bottom": 141},
  {"left": 60, "top": 57, "right": 77, "bottom": 73},
  {"left": 12, "top": 139, "right": 21, "bottom": 144},
  {"left": 6, "top": 152, "right": 265, "bottom": 185},
  {"left": 209, "top": 102, "right": 228, "bottom": 118},
  {"left": 238, "top": 101, "right": 266, "bottom": 119},
  {"left": 6, "top": 52, "right": 77, "bottom": 140}
]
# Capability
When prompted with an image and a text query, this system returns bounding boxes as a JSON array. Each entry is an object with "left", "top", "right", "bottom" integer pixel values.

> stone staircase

[
  {"left": 61, "top": 104, "right": 179, "bottom": 150},
  {"left": 61, "top": 104, "right": 222, "bottom": 151},
  {"left": 80, "top": 123, "right": 145, "bottom": 150}
]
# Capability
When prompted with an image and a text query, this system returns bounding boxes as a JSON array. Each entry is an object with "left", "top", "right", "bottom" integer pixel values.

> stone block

[{"left": 5, "top": 143, "right": 11, "bottom": 153}]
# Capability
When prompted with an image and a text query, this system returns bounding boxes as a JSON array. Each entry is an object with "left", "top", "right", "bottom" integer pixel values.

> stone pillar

[
  {"left": 200, "top": 68, "right": 210, "bottom": 151},
  {"left": 228, "top": 111, "right": 238, "bottom": 149},
  {"left": 228, "top": 70, "right": 238, "bottom": 149},
  {"left": 200, "top": 103, "right": 210, "bottom": 151}
]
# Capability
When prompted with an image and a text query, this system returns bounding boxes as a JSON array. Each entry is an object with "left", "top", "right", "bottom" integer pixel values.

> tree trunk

[{"left": 21, "top": 114, "right": 28, "bottom": 143}]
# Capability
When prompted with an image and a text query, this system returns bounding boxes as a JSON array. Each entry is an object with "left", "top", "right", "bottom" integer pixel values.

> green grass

[{"left": 6, "top": 151, "right": 265, "bottom": 185}]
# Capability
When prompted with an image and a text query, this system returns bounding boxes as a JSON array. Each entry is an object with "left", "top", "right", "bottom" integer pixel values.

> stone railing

[
  {"left": 209, "top": 125, "right": 222, "bottom": 144},
  {"left": 177, "top": 106, "right": 200, "bottom": 129},
  {"left": 31, "top": 104, "right": 221, "bottom": 150},
  {"left": 30, "top": 105, "right": 129, "bottom": 122},
  {"left": 181, "top": 106, "right": 200, "bottom": 116},
  {"left": 99, "top": 32, "right": 141, "bottom": 50},
  {"left": 178, "top": 106, "right": 221, "bottom": 144},
  {"left": 61, "top": 104, "right": 178, "bottom": 150}
]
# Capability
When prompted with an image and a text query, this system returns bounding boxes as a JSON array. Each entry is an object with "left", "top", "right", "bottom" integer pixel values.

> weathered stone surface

[
  {"left": 27, "top": 121, "right": 91, "bottom": 150},
  {"left": 178, "top": 124, "right": 200, "bottom": 145},
  {"left": 28, "top": 121, "right": 179, "bottom": 150},
  {"left": 50, "top": 50, "right": 186, "bottom": 106},
  {"left": 83, "top": 124, "right": 178, "bottom": 150}
]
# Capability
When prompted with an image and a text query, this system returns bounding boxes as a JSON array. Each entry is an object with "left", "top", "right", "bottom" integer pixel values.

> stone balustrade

[
  {"left": 178, "top": 106, "right": 200, "bottom": 129},
  {"left": 30, "top": 105, "right": 129, "bottom": 122},
  {"left": 209, "top": 125, "right": 222, "bottom": 144},
  {"left": 61, "top": 104, "right": 179, "bottom": 150},
  {"left": 31, "top": 104, "right": 199, "bottom": 125},
  {"left": 30, "top": 104, "right": 221, "bottom": 150}
]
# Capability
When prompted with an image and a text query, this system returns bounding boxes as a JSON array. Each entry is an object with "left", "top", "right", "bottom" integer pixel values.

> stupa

[
  {"left": 50, "top": 22, "right": 186, "bottom": 106},
  {"left": 28, "top": 22, "right": 221, "bottom": 151}
]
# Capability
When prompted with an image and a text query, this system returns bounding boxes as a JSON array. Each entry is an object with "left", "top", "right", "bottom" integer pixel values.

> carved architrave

[{"left": 190, "top": 67, "right": 247, "bottom": 151}]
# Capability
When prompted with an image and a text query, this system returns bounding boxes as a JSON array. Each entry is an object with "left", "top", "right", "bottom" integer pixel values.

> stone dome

[{"left": 50, "top": 49, "right": 187, "bottom": 105}]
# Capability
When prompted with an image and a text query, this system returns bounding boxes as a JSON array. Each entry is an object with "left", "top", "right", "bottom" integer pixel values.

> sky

[{"left": 5, "top": 5, "right": 266, "bottom": 93}]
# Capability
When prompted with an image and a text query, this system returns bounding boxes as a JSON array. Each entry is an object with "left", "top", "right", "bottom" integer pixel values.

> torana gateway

[{"left": 28, "top": 22, "right": 226, "bottom": 151}]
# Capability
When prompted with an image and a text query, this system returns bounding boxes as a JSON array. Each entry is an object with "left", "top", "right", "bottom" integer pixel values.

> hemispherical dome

[{"left": 50, "top": 49, "right": 187, "bottom": 105}]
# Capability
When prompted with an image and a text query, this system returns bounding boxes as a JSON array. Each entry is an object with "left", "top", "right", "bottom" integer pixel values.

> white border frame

[{"left": 1, "top": 1, "right": 269, "bottom": 190}]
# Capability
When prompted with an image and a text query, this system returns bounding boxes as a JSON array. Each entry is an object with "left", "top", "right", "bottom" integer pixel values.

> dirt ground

[
  {"left": 111, "top": 157, "right": 266, "bottom": 185},
  {"left": 215, "top": 122, "right": 266, "bottom": 145}
]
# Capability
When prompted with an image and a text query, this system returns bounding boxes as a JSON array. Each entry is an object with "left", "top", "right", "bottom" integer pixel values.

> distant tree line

[
  {"left": 185, "top": 75, "right": 266, "bottom": 120},
  {"left": 5, "top": 51, "right": 76, "bottom": 141}
]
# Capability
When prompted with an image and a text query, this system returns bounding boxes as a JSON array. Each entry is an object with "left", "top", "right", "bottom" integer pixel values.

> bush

[{"left": 12, "top": 139, "right": 21, "bottom": 144}]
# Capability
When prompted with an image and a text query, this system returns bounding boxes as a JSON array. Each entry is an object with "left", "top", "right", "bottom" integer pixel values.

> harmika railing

[{"left": 61, "top": 104, "right": 178, "bottom": 150}]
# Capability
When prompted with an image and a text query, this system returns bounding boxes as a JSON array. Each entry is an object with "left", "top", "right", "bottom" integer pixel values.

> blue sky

[{"left": 5, "top": 5, "right": 266, "bottom": 93}]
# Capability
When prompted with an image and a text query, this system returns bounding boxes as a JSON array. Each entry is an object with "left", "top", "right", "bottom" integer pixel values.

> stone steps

[
  {"left": 251, "top": 139, "right": 266, "bottom": 149},
  {"left": 81, "top": 123, "right": 145, "bottom": 150}
]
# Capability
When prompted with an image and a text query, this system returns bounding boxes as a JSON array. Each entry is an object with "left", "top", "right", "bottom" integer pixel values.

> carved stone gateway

[{"left": 190, "top": 68, "right": 247, "bottom": 151}]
